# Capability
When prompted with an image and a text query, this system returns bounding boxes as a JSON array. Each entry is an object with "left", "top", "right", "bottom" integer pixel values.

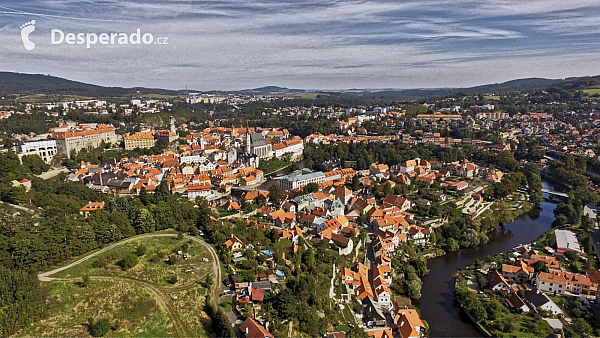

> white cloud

[{"left": 0, "top": 0, "right": 599, "bottom": 90}]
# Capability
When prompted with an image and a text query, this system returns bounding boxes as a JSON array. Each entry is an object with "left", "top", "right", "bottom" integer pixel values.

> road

[
  {"left": 592, "top": 230, "right": 600, "bottom": 264},
  {"left": 0, "top": 200, "right": 36, "bottom": 213},
  {"left": 219, "top": 209, "right": 257, "bottom": 220},
  {"left": 584, "top": 204, "right": 598, "bottom": 223},
  {"left": 36, "top": 167, "right": 70, "bottom": 180},
  {"left": 38, "top": 232, "right": 223, "bottom": 337}
]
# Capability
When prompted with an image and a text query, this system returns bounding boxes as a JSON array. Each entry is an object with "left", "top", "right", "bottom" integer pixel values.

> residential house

[
  {"left": 224, "top": 235, "right": 244, "bottom": 251},
  {"left": 524, "top": 288, "right": 563, "bottom": 315},
  {"left": 535, "top": 271, "right": 566, "bottom": 295},
  {"left": 502, "top": 261, "right": 534, "bottom": 283},
  {"left": 395, "top": 308, "right": 424, "bottom": 338},
  {"left": 505, "top": 293, "right": 530, "bottom": 313},
  {"left": 240, "top": 317, "right": 274, "bottom": 338},
  {"left": 365, "top": 328, "right": 393, "bottom": 338},
  {"left": 486, "top": 271, "right": 510, "bottom": 291},
  {"left": 79, "top": 202, "right": 105, "bottom": 217}
]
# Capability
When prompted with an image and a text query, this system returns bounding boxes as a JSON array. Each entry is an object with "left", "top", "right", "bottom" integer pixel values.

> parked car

[
  {"left": 238, "top": 296, "right": 250, "bottom": 303},
  {"left": 573, "top": 291, "right": 580, "bottom": 295}
]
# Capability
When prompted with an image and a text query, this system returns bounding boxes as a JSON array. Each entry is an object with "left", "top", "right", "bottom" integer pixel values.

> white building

[
  {"left": 555, "top": 230, "right": 581, "bottom": 253},
  {"left": 19, "top": 139, "right": 58, "bottom": 164},
  {"left": 277, "top": 169, "right": 326, "bottom": 190}
]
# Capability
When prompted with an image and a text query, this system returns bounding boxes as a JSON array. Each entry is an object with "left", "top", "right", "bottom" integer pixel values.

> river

[{"left": 415, "top": 181, "right": 559, "bottom": 337}]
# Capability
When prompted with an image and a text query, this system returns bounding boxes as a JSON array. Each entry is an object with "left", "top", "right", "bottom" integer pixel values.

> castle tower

[
  {"left": 246, "top": 123, "right": 251, "bottom": 155},
  {"left": 170, "top": 116, "right": 176, "bottom": 134}
]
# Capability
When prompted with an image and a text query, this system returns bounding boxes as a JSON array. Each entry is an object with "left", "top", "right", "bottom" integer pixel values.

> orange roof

[
  {"left": 80, "top": 202, "right": 105, "bottom": 212},
  {"left": 240, "top": 318, "right": 274, "bottom": 338}
]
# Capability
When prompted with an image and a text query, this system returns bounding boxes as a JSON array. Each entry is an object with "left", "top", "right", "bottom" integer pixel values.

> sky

[{"left": 1, "top": 0, "right": 600, "bottom": 91}]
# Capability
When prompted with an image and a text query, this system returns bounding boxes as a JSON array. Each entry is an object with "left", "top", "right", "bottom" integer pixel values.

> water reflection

[{"left": 416, "top": 196, "right": 557, "bottom": 337}]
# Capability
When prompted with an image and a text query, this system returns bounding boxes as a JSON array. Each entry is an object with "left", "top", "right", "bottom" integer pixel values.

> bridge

[{"left": 541, "top": 188, "right": 569, "bottom": 198}]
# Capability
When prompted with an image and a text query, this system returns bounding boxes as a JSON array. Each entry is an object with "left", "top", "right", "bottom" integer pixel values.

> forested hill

[
  {"left": 0, "top": 72, "right": 177, "bottom": 96},
  {"left": 1, "top": 71, "right": 599, "bottom": 99},
  {"left": 336, "top": 77, "right": 565, "bottom": 101}
]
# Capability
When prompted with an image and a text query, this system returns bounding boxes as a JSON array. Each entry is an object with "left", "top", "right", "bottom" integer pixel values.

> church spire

[{"left": 246, "top": 122, "right": 251, "bottom": 154}]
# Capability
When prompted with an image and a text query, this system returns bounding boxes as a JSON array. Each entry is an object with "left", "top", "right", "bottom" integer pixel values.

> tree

[
  {"left": 153, "top": 180, "right": 170, "bottom": 204},
  {"left": 21, "top": 154, "right": 50, "bottom": 174},
  {"left": 564, "top": 250, "right": 578, "bottom": 262},
  {"left": 304, "top": 182, "right": 319, "bottom": 194},
  {"left": 89, "top": 317, "right": 111, "bottom": 337},
  {"left": 133, "top": 208, "right": 155, "bottom": 234},
  {"left": 205, "top": 303, "right": 234, "bottom": 338},
  {"left": 466, "top": 298, "right": 487, "bottom": 322},
  {"left": 482, "top": 298, "right": 503, "bottom": 320},
  {"left": 532, "top": 260, "right": 549, "bottom": 273},
  {"left": 407, "top": 279, "right": 422, "bottom": 300},
  {"left": 1, "top": 186, "right": 28, "bottom": 204},
  {"left": 268, "top": 185, "right": 285, "bottom": 204},
  {"left": 118, "top": 252, "right": 139, "bottom": 269},
  {"left": 564, "top": 318, "right": 593, "bottom": 337}
]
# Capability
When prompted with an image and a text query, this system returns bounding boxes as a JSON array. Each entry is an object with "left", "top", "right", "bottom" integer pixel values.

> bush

[
  {"left": 92, "top": 257, "right": 108, "bottom": 268},
  {"left": 118, "top": 253, "right": 139, "bottom": 270},
  {"left": 136, "top": 244, "right": 147, "bottom": 256},
  {"left": 166, "top": 275, "right": 178, "bottom": 284},
  {"left": 89, "top": 317, "right": 111, "bottom": 337}
]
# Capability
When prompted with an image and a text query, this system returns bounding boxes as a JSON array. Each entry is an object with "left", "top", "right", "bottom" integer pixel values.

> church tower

[
  {"left": 170, "top": 116, "right": 176, "bottom": 134},
  {"left": 246, "top": 124, "right": 252, "bottom": 155}
]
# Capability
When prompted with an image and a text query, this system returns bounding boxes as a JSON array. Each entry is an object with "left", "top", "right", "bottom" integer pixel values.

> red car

[{"left": 238, "top": 296, "right": 250, "bottom": 303}]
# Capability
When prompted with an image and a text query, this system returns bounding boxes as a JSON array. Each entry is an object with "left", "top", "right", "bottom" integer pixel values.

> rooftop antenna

[{"left": 185, "top": 85, "right": 188, "bottom": 95}]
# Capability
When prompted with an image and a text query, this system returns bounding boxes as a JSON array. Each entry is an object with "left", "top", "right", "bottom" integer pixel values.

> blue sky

[{"left": 1, "top": 0, "right": 600, "bottom": 90}]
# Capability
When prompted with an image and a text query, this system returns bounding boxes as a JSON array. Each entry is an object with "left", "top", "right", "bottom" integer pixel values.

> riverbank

[{"left": 416, "top": 193, "right": 558, "bottom": 337}]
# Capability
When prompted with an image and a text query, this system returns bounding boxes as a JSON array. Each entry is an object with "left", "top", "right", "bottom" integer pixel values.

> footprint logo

[{"left": 20, "top": 20, "right": 36, "bottom": 51}]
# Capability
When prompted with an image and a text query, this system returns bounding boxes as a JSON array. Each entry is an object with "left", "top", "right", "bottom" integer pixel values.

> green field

[
  {"left": 583, "top": 88, "right": 600, "bottom": 96},
  {"left": 54, "top": 236, "right": 212, "bottom": 287},
  {"left": 484, "top": 95, "right": 501, "bottom": 101},
  {"left": 17, "top": 280, "right": 172, "bottom": 337}
]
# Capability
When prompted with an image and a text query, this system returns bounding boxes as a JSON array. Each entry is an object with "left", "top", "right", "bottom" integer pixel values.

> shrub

[
  {"left": 89, "top": 317, "right": 111, "bottom": 337},
  {"left": 136, "top": 244, "right": 147, "bottom": 256},
  {"left": 118, "top": 253, "right": 139, "bottom": 270}
]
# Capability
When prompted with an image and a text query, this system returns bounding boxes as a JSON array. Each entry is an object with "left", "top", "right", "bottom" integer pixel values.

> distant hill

[
  {"left": 467, "top": 78, "right": 562, "bottom": 93},
  {"left": 0, "top": 72, "right": 178, "bottom": 96},
  {"left": 337, "top": 78, "right": 565, "bottom": 101},
  {"left": 0, "top": 71, "right": 596, "bottom": 100},
  {"left": 238, "top": 86, "right": 306, "bottom": 94}
]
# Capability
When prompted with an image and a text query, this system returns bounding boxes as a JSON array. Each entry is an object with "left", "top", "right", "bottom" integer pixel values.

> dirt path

[
  {"left": 37, "top": 233, "right": 223, "bottom": 338},
  {"left": 93, "top": 276, "right": 189, "bottom": 337},
  {"left": 38, "top": 233, "right": 177, "bottom": 282},
  {"left": 187, "top": 236, "right": 221, "bottom": 308}
]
